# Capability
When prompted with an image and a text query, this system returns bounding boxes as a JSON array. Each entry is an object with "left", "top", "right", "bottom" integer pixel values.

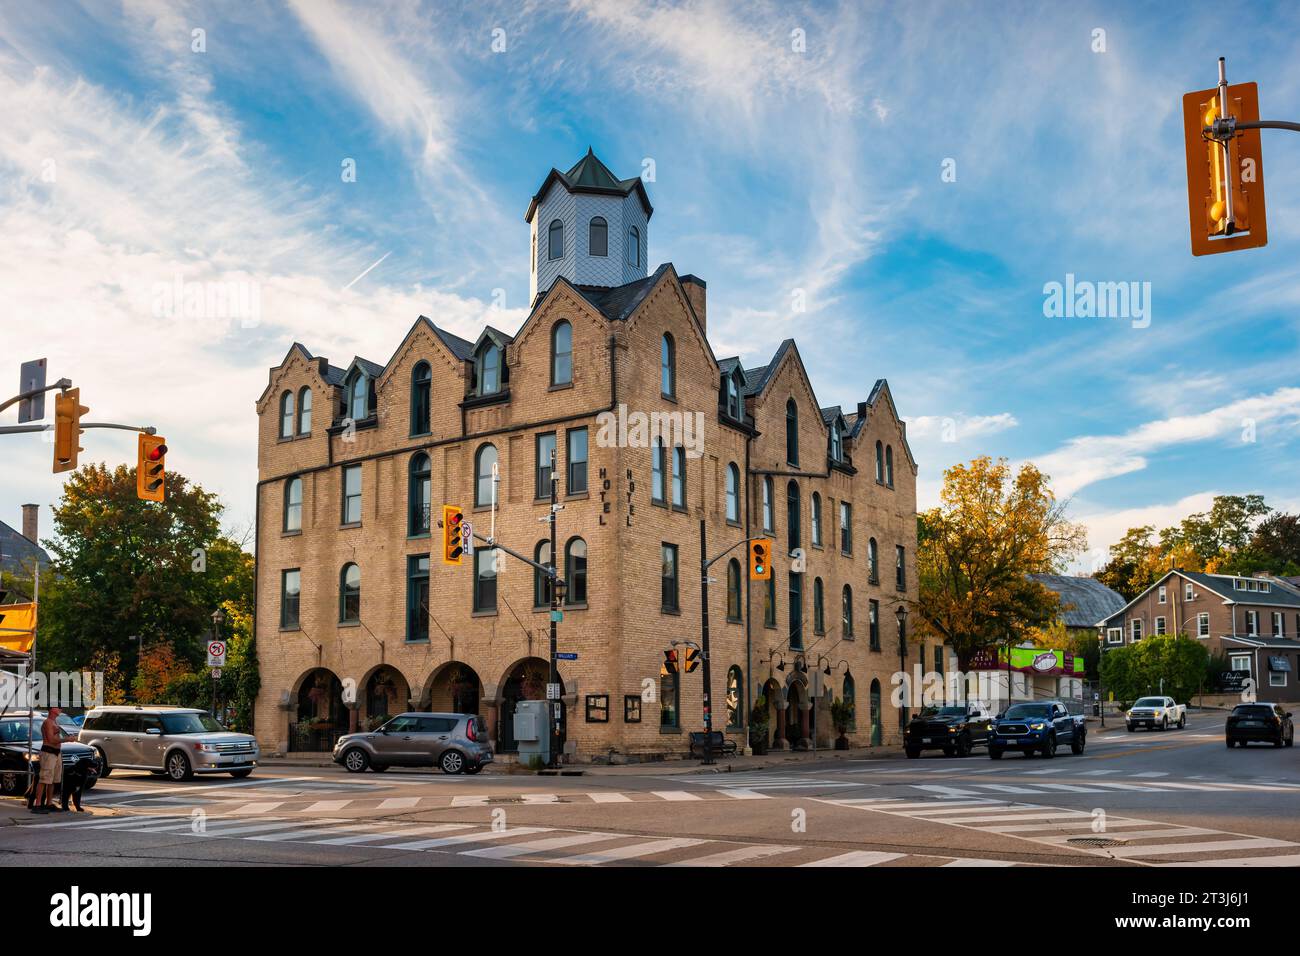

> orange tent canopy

[{"left": 0, "top": 602, "right": 37, "bottom": 653}]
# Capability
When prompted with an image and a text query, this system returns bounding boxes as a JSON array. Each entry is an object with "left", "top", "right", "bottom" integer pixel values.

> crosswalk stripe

[
  {"left": 312, "top": 824, "right": 474, "bottom": 846},
  {"left": 1034, "top": 784, "right": 1111, "bottom": 793},
  {"left": 1131, "top": 772, "right": 1169, "bottom": 778},
  {"left": 1109, "top": 837, "right": 1296, "bottom": 859},
  {"left": 551, "top": 837, "right": 708, "bottom": 865},
  {"left": 303, "top": 800, "right": 352, "bottom": 813},
  {"left": 718, "top": 789, "right": 769, "bottom": 800},
  {"left": 249, "top": 822, "right": 392, "bottom": 842},
  {"left": 652, "top": 791, "right": 702, "bottom": 801},
  {"left": 587, "top": 792, "right": 633, "bottom": 803},
  {"left": 31, "top": 813, "right": 182, "bottom": 829},
  {"left": 937, "top": 811, "right": 1091, "bottom": 824},
  {"left": 1039, "top": 827, "right": 1221, "bottom": 844},
  {"left": 228, "top": 802, "right": 283, "bottom": 814},
  {"left": 197, "top": 819, "right": 340, "bottom": 837},
  {"left": 521, "top": 794, "right": 559, "bottom": 804},
  {"left": 800, "top": 851, "right": 905, "bottom": 867},
  {"left": 1022, "top": 768, "right": 1071, "bottom": 775},
  {"left": 450, "top": 795, "right": 489, "bottom": 807},
  {"left": 981, "top": 784, "right": 1047, "bottom": 794},
  {"left": 377, "top": 797, "right": 420, "bottom": 810},
  {"left": 380, "top": 826, "right": 551, "bottom": 851},
  {"left": 1080, "top": 769, "right": 1120, "bottom": 776},
  {"left": 915, "top": 785, "right": 983, "bottom": 798},
  {"left": 902, "top": 803, "right": 1012, "bottom": 815},
  {"left": 1088, "top": 782, "right": 1168, "bottom": 791},
  {"left": 942, "top": 857, "right": 1017, "bottom": 867},
  {"left": 461, "top": 832, "right": 621, "bottom": 860},
  {"left": 1158, "top": 853, "right": 1300, "bottom": 867},
  {"left": 664, "top": 845, "right": 800, "bottom": 867}
]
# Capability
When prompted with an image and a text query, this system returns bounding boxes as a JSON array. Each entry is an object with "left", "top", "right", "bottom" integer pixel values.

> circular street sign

[
  {"left": 208, "top": 641, "right": 226, "bottom": 658},
  {"left": 211, "top": 668, "right": 223, "bottom": 679}
]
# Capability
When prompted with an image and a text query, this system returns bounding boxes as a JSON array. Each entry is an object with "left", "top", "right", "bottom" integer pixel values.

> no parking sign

[{"left": 206, "top": 640, "right": 227, "bottom": 667}]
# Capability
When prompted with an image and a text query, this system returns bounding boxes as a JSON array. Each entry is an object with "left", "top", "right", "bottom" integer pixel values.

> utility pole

[
  {"left": 548, "top": 448, "right": 561, "bottom": 769},
  {"left": 698, "top": 520, "right": 715, "bottom": 765}
]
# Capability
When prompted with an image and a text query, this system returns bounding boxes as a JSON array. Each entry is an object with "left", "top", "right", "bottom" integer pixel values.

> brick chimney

[
  {"left": 680, "top": 274, "right": 706, "bottom": 333},
  {"left": 21, "top": 504, "right": 38, "bottom": 544}
]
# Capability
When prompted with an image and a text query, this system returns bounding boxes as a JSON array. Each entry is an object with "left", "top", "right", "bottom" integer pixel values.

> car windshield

[
  {"left": 921, "top": 706, "right": 969, "bottom": 717},
  {"left": 1233, "top": 705, "right": 1273, "bottom": 717},
  {"left": 1003, "top": 704, "right": 1052, "bottom": 719},
  {"left": 159, "top": 713, "right": 224, "bottom": 734},
  {"left": 1134, "top": 698, "right": 1165, "bottom": 707}
]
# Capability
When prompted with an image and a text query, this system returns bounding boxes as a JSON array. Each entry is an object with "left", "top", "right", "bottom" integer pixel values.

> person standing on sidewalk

[{"left": 30, "top": 707, "right": 71, "bottom": 814}]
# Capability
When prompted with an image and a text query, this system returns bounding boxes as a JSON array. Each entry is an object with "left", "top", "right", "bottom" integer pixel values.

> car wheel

[
  {"left": 905, "top": 747, "right": 920, "bottom": 759},
  {"left": 1178, "top": 714, "right": 1186, "bottom": 729},
  {"left": 1274, "top": 736, "right": 1284, "bottom": 748},
  {"left": 1226, "top": 738, "right": 1234, "bottom": 748},
  {"left": 988, "top": 747, "right": 1003, "bottom": 760},
  {"left": 1071, "top": 732, "right": 1086, "bottom": 755},
  {"left": 1042, "top": 734, "right": 1057, "bottom": 758},
  {"left": 165, "top": 751, "right": 193, "bottom": 782},
  {"left": 341, "top": 748, "right": 369, "bottom": 773},
  {"left": 229, "top": 769, "right": 253, "bottom": 778},
  {"left": 93, "top": 747, "right": 112, "bottom": 778},
  {"left": 1160, "top": 716, "right": 1168, "bottom": 731},
  {"left": 369, "top": 763, "right": 389, "bottom": 773},
  {"left": 1126, "top": 724, "right": 1134, "bottom": 733},
  {"left": 440, "top": 750, "right": 466, "bottom": 774},
  {"left": 943, "top": 747, "right": 956, "bottom": 758},
  {"left": 1286, "top": 733, "right": 1294, "bottom": 748},
  {"left": 956, "top": 735, "right": 972, "bottom": 758},
  {"left": 464, "top": 765, "right": 483, "bottom": 775}
]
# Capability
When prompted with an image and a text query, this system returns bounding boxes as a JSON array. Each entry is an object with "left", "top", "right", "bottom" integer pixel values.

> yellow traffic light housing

[
  {"left": 683, "top": 647, "right": 701, "bottom": 674},
  {"left": 1183, "top": 81, "right": 1267, "bottom": 256},
  {"left": 136, "top": 434, "right": 167, "bottom": 501},
  {"left": 442, "top": 505, "right": 464, "bottom": 565},
  {"left": 52, "top": 388, "right": 88, "bottom": 473},
  {"left": 661, "top": 649, "right": 678, "bottom": 676},
  {"left": 749, "top": 539, "right": 772, "bottom": 580}
]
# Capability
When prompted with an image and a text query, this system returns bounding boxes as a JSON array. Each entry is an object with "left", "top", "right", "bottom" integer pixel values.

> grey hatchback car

[{"left": 333, "top": 712, "right": 493, "bottom": 775}]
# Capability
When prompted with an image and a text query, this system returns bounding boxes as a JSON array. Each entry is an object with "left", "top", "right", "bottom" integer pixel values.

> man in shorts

[{"left": 31, "top": 707, "right": 72, "bottom": 814}]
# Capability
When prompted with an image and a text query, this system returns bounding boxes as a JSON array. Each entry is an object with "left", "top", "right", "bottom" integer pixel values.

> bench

[{"left": 688, "top": 731, "right": 737, "bottom": 758}]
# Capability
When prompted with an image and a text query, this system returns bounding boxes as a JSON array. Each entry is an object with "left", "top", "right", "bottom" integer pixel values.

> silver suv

[
  {"left": 334, "top": 712, "right": 492, "bottom": 775},
  {"left": 79, "top": 706, "right": 259, "bottom": 781}
]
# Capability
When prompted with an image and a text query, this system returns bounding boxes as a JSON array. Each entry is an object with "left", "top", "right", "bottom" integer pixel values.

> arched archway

[
  {"left": 291, "top": 668, "right": 347, "bottom": 752},
  {"left": 426, "top": 662, "right": 484, "bottom": 716},
  {"left": 359, "top": 665, "right": 410, "bottom": 731},
  {"left": 496, "top": 657, "right": 564, "bottom": 754},
  {"left": 870, "top": 678, "right": 883, "bottom": 746},
  {"left": 760, "top": 677, "right": 786, "bottom": 750},
  {"left": 785, "top": 675, "right": 812, "bottom": 751}
]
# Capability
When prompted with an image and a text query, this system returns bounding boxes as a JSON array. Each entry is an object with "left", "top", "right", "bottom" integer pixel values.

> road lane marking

[
  {"left": 377, "top": 797, "right": 420, "bottom": 810},
  {"left": 664, "top": 845, "right": 800, "bottom": 867},
  {"left": 718, "top": 789, "right": 769, "bottom": 800},
  {"left": 942, "top": 857, "right": 1016, "bottom": 867},
  {"left": 652, "top": 790, "right": 703, "bottom": 801},
  {"left": 1109, "top": 837, "right": 1295, "bottom": 859},
  {"left": 303, "top": 800, "right": 352, "bottom": 813},
  {"left": 914, "top": 785, "right": 983, "bottom": 798},
  {"left": 551, "top": 837, "right": 707, "bottom": 865},
  {"left": 1158, "top": 853, "right": 1300, "bottom": 867},
  {"left": 380, "top": 826, "right": 551, "bottom": 851},
  {"left": 312, "top": 824, "right": 474, "bottom": 845},
  {"left": 587, "top": 792, "right": 633, "bottom": 803},
  {"left": 800, "top": 851, "right": 905, "bottom": 867},
  {"left": 462, "top": 832, "right": 623, "bottom": 860}
]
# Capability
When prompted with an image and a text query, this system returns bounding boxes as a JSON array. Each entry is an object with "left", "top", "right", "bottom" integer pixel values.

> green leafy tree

[{"left": 1099, "top": 635, "right": 1209, "bottom": 704}]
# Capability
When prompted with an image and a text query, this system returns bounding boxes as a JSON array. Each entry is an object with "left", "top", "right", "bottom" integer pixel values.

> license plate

[
  {"left": 923, "top": 737, "right": 934, "bottom": 744},
  {"left": 1240, "top": 721, "right": 1261, "bottom": 727}
]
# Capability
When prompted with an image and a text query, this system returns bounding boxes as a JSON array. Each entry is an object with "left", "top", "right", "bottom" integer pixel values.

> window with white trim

[
  {"left": 1185, "top": 581, "right": 1194, "bottom": 600},
  {"left": 1245, "top": 610, "right": 1259, "bottom": 636},
  {"left": 1107, "top": 627, "right": 1124, "bottom": 645},
  {"left": 1197, "top": 612, "right": 1209, "bottom": 637},
  {"left": 1158, "top": 585, "right": 1166, "bottom": 604},
  {"left": 1154, "top": 616, "right": 1166, "bottom": 635},
  {"left": 1230, "top": 653, "right": 1251, "bottom": 674},
  {"left": 1130, "top": 619, "right": 1143, "bottom": 642},
  {"left": 1270, "top": 670, "right": 1287, "bottom": 687}
]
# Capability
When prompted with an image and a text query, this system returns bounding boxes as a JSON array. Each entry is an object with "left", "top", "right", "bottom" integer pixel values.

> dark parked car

[
  {"left": 1225, "top": 703, "right": 1294, "bottom": 748},
  {"left": 904, "top": 704, "right": 994, "bottom": 758},
  {"left": 334, "top": 712, "right": 493, "bottom": 774},
  {"left": 0, "top": 712, "right": 101, "bottom": 796},
  {"left": 989, "top": 700, "right": 1086, "bottom": 759}
]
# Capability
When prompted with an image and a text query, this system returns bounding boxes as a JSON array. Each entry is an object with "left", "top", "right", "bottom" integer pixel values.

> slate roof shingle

[{"left": 1030, "top": 573, "right": 1126, "bottom": 629}]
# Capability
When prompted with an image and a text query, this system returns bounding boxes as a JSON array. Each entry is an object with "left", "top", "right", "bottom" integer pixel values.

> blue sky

[{"left": 2, "top": 0, "right": 1299, "bottom": 567}]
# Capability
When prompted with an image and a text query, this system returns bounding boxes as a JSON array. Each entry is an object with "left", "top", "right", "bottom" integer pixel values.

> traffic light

[
  {"left": 52, "top": 387, "right": 88, "bottom": 473},
  {"left": 1182, "top": 81, "right": 1267, "bottom": 256},
  {"left": 442, "top": 505, "right": 464, "bottom": 565},
  {"left": 749, "top": 538, "right": 772, "bottom": 580},
  {"left": 661, "top": 649, "right": 678, "bottom": 676},
  {"left": 683, "top": 647, "right": 701, "bottom": 674},
  {"left": 136, "top": 433, "right": 167, "bottom": 501}
]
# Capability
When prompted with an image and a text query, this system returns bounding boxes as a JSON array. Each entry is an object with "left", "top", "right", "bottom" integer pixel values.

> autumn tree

[
  {"left": 915, "top": 457, "right": 1088, "bottom": 671},
  {"left": 36, "top": 462, "right": 253, "bottom": 686}
]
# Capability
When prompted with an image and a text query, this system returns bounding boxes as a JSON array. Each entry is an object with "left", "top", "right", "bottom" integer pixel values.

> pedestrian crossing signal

[
  {"left": 661, "top": 649, "right": 678, "bottom": 676},
  {"left": 442, "top": 505, "right": 464, "bottom": 565},
  {"left": 683, "top": 647, "right": 701, "bottom": 673},
  {"left": 749, "top": 539, "right": 772, "bottom": 580}
]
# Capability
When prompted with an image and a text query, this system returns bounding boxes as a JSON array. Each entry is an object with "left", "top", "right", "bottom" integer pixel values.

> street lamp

[{"left": 895, "top": 604, "right": 909, "bottom": 731}]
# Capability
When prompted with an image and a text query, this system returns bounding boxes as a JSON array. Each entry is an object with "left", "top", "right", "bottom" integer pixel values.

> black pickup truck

[{"left": 904, "top": 704, "right": 995, "bottom": 758}]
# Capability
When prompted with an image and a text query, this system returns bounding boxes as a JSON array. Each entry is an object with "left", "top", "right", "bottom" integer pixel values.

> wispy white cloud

[{"left": 909, "top": 412, "right": 1019, "bottom": 442}]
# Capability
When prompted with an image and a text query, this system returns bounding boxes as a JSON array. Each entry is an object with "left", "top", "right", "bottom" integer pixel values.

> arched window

[
  {"left": 813, "top": 576, "right": 825, "bottom": 634},
  {"left": 279, "top": 391, "right": 294, "bottom": 438},
  {"left": 842, "top": 584, "right": 854, "bottom": 637},
  {"left": 789, "top": 572, "right": 804, "bottom": 648},
  {"left": 726, "top": 665, "right": 743, "bottom": 729},
  {"left": 671, "top": 445, "right": 686, "bottom": 508},
  {"left": 629, "top": 226, "right": 640, "bottom": 267},
  {"left": 843, "top": 673, "right": 856, "bottom": 731},
  {"left": 588, "top": 217, "right": 608, "bottom": 257},
  {"left": 283, "top": 477, "right": 302, "bottom": 532},
  {"left": 475, "top": 343, "right": 502, "bottom": 396},
  {"left": 408, "top": 453, "right": 431, "bottom": 536},
  {"left": 868, "top": 538, "right": 879, "bottom": 582},
  {"left": 725, "top": 372, "right": 741, "bottom": 420},
  {"left": 339, "top": 563, "right": 361, "bottom": 623},
  {"left": 565, "top": 537, "right": 588, "bottom": 605},
  {"left": 886, "top": 445, "right": 895, "bottom": 487},
  {"left": 829, "top": 422, "right": 842, "bottom": 462},
  {"left": 811, "top": 492, "right": 822, "bottom": 547},
  {"left": 298, "top": 387, "right": 312, "bottom": 436},
  {"left": 410, "top": 361, "right": 431, "bottom": 436},
  {"left": 762, "top": 476, "right": 773, "bottom": 531},
  {"left": 345, "top": 372, "right": 369, "bottom": 421},
  {"left": 660, "top": 333, "right": 675, "bottom": 397},
  {"left": 875, "top": 441, "right": 885, "bottom": 483},
  {"left": 726, "top": 463, "right": 740, "bottom": 523},
  {"left": 651, "top": 438, "right": 666, "bottom": 504},
  {"left": 548, "top": 218, "right": 564, "bottom": 260},
  {"left": 551, "top": 321, "right": 572, "bottom": 386},
  {"left": 534, "top": 540, "right": 553, "bottom": 608},
  {"left": 785, "top": 398, "right": 799, "bottom": 465},
  {"left": 726, "top": 558, "right": 742, "bottom": 622},
  {"left": 475, "top": 443, "right": 497, "bottom": 507},
  {"left": 786, "top": 480, "right": 801, "bottom": 552}
]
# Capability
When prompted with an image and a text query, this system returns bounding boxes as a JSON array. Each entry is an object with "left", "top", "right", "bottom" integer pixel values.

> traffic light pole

[
  {"left": 0, "top": 422, "right": 157, "bottom": 436},
  {"left": 548, "top": 453, "right": 561, "bottom": 770}
]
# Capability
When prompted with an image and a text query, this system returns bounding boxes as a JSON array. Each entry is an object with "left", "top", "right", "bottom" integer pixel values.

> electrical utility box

[{"left": 513, "top": 700, "right": 550, "bottom": 765}]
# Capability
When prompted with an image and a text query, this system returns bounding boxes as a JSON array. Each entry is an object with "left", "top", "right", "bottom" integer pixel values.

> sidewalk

[{"left": 1, "top": 796, "right": 114, "bottom": 826}]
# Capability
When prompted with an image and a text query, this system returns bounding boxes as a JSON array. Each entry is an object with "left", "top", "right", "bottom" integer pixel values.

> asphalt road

[{"left": 4, "top": 711, "right": 1297, "bottom": 867}]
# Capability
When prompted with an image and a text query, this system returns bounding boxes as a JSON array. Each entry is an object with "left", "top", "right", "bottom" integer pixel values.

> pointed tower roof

[{"left": 525, "top": 147, "right": 653, "bottom": 222}]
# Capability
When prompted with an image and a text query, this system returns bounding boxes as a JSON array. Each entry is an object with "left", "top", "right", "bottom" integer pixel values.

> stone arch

[
  {"left": 289, "top": 667, "right": 348, "bottom": 753},
  {"left": 784, "top": 672, "right": 812, "bottom": 751},
  {"left": 495, "top": 657, "right": 564, "bottom": 754},
  {"left": 357, "top": 664, "right": 410, "bottom": 730}
]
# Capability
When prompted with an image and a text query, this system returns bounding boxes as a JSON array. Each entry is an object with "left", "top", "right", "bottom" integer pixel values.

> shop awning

[{"left": 1268, "top": 656, "right": 1292, "bottom": 672}]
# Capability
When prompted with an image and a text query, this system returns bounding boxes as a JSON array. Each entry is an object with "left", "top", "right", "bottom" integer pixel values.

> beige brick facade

[{"left": 253, "top": 170, "right": 926, "bottom": 761}]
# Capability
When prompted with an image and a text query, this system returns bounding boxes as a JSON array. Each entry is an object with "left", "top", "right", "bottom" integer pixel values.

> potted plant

[
  {"left": 749, "top": 695, "right": 770, "bottom": 755},
  {"left": 830, "top": 696, "right": 855, "bottom": 750},
  {"left": 520, "top": 665, "right": 547, "bottom": 700}
]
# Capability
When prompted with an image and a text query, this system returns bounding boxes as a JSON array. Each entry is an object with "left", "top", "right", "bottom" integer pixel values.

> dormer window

[
  {"left": 829, "top": 422, "right": 842, "bottom": 462},
  {"left": 548, "top": 219, "right": 564, "bottom": 260},
  {"left": 473, "top": 343, "right": 504, "bottom": 396},
  {"left": 785, "top": 399, "right": 799, "bottom": 466},
  {"left": 589, "top": 217, "right": 608, "bottom": 257},
  {"left": 343, "top": 371, "right": 372, "bottom": 421},
  {"left": 720, "top": 369, "right": 742, "bottom": 421}
]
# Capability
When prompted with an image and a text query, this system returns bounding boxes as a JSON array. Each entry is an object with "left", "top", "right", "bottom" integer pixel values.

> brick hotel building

[{"left": 253, "top": 150, "right": 930, "bottom": 759}]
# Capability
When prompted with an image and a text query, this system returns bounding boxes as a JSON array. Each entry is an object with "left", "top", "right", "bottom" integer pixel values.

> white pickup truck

[{"left": 1126, "top": 696, "right": 1186, "bottom": 732}]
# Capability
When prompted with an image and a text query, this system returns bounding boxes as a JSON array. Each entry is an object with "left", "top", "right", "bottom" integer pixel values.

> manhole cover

[{"left": 1067, "top": 837, "right": 1128, "bottom": 848}]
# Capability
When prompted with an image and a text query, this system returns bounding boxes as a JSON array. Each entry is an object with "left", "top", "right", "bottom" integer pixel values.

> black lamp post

[
  {"left": 210, "top": 609, "right": 225, "bottom": 720},
  {"left": 895, "top": 603, "right": 909, "bottom": 731}
]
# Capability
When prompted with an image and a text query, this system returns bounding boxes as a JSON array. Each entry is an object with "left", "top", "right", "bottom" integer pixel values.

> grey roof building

[{"left": 1030, "top": 573, "right": 1126, "bottom": 629}]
